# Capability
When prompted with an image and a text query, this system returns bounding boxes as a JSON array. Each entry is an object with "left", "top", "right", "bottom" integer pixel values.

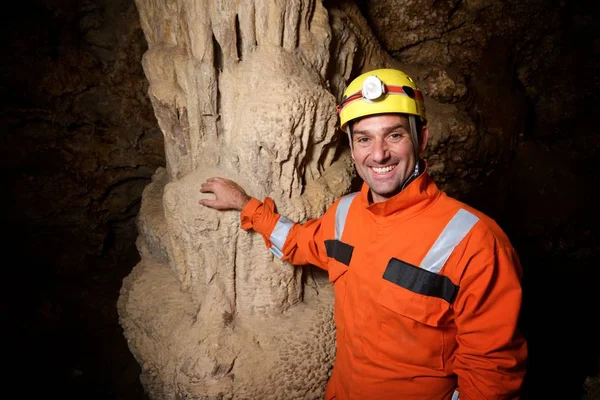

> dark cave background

[{"left": 1, "top": 0, "right": 598, "bottom": 399}]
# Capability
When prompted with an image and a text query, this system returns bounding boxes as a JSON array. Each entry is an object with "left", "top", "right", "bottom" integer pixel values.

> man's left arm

[{"left": 452, "top": 243, "right": 528, "bottom": 399}]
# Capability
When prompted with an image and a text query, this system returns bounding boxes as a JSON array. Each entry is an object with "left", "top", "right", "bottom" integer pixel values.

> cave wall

[
  {"left": 119, "top": 0, "right": 599, "bottom": 399},
  {"left": 2, "top": 0, "right": 598, "bottom": 399},
  {"left": 360, "top": 1, "right": 600, "bottom": 396},
  {"left": 1, "top": 0, "right": 163, "bottom": 397}
]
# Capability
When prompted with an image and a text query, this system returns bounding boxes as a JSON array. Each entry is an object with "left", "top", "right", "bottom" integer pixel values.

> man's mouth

[{"left": 371, "top": 164, "right": 397, "bottom": 175}]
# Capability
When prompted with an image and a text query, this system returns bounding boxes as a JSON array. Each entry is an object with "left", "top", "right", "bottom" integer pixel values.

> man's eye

[
  {"left": 389, "top": 133, "right": 404, "bottom": 141},
  {"left": 356, "top": 137, "right": 369, "bottom": 144}
]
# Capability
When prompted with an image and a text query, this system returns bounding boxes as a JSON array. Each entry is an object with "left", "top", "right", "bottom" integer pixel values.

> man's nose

[{"left": 372, "top": 138, "right": 389, "bottom": 162}]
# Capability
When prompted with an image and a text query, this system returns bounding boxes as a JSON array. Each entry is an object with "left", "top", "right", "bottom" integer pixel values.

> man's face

[{"left": 351, "top": 113, "right": 428, "bottom": 203}]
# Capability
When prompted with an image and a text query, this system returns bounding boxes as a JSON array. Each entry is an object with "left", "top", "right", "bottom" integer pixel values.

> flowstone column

[
  {"left": 118, "top": 0, "right": 517, "bottom": 396},
  {"left": 117, "top": 1, "right": 370, "bottom": 399}
]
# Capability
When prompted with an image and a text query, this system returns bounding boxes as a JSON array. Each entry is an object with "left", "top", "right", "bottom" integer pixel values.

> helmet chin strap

[
  {"left": 408, "top": 115, "right": 420, "bottom": 177},
  {"left": 398, "top": 115, "right": 422, "bottom": 192}
]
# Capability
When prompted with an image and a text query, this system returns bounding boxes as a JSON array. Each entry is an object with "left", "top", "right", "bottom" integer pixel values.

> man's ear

[{"left": 419, "top": 125, "right": 430, "bottom": 154}]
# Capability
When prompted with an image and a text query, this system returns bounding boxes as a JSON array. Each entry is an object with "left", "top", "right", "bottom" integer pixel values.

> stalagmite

[
  {"left": 117, "top": 0, "right": 496, "bottom": 397},
  {"left": 118, "top": 1, "right": 374, "bottom": 398}
]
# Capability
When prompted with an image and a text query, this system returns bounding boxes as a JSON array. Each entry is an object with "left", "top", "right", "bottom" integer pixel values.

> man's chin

[{"left": 370, "top": 184, "right": 402, "bottom": 201}]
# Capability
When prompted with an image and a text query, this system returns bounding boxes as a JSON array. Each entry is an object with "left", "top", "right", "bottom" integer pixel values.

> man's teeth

[{"left": 372, "top": 165, "right": 395, "bottom": 174}]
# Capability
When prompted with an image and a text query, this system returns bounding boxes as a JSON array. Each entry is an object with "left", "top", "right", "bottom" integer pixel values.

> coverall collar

[{"left": 359, "top": 168, "right": 441, "bottom": 218}]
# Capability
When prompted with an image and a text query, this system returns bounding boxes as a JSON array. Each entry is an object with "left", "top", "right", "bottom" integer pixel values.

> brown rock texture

[
  {"left": 116, "top": 0, "right": 527, "bottom": 398},
  {"left": 3, "top": 0, "right": 598, "bottom": 398},
  {"left": 118, "top": 1, "right": 364, "bottom": 398},
  {"left": 118, "top": 0, "right": 600, "bottom": 399},
  {"left": 1, "top": 0, "right": 165, "bottom": 397}
]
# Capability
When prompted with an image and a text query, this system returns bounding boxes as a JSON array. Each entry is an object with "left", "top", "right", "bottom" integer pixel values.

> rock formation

[
  {"left": 118, "top": 1, "right": 526, "bottom": 398},
  {"left": 118, "top": 1, "right": 359, "bottom": 399}
]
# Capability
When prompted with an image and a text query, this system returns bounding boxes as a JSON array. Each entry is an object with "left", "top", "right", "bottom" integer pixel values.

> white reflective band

[
  {"left": 269, "top": 216, "right": 294, "bottom": 259},
  {"left": 420, "top": 209, "right": 479, "bottom": 274},
  {"left": 335, "top": 193, "right": 359, "bottom": 240},
  {"left": 451, "top": 390, "right": 460, "bottom": 400}
]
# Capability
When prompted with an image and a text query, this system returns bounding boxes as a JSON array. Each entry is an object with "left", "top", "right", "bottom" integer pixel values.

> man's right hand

[{"left": 199, "top": 177, "right": 251, "bottom": 211}]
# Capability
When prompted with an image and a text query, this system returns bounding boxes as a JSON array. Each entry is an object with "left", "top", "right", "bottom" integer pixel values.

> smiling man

[
  {"left": 199, "top": 69, "right": 527, "bottom": 400},
  {"left": 349, "top": 113, "right": 427, "bottom": 202}
]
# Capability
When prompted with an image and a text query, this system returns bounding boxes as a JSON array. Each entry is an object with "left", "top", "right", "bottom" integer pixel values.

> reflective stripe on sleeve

[
  {"left": 335, "top": 193, "right": 359, "bottom": 240},
  {"left": 451, "top": 390, "right": 459, "bottom": 400},
  {"left": 420, "top": 208, "right": 479, "bottom": 273},
  {"left": 269, "top": 216, "right": 294, "bottom": 259}
]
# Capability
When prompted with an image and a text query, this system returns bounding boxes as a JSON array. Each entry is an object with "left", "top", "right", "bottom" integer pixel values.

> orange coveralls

[{"left": 240, "top": 171, "right": 527, "bottom": 400}]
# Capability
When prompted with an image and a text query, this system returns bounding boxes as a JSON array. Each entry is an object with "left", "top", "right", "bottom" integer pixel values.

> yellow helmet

[{"left": 337, "top": 68, "right": 426, "bottom": 132}]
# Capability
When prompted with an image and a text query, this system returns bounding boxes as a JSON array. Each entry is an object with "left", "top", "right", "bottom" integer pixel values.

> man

[{"left": 199, "top": 69, "right": 527, "bottom": 399}]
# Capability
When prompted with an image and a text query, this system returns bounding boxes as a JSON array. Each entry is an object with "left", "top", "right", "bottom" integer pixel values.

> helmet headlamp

[{"left": 362, "top": 76, "right": 385, "bottom": 100}]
